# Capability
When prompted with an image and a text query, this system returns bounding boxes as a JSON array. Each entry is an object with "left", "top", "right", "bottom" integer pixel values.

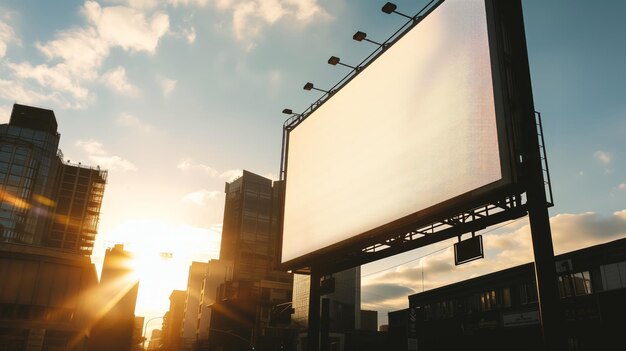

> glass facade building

[
  {"left": 0, "top": 104, "right": 106, "bottom": 255},
  {"left": 0, "top": 104, "right": 61, "bottom": 244}
]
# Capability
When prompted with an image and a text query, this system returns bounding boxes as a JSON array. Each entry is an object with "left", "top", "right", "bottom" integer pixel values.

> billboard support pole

[
  {"left": 524, "top": 133, "right": 564, "bottom": 350},
  {"left": 307, "top": 269, "right": 321, "bottom": 351}
]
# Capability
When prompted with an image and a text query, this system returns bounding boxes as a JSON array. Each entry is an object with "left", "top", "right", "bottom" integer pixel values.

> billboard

[{"left": 281, "top": 0, "right": 521, "bottom": 269}]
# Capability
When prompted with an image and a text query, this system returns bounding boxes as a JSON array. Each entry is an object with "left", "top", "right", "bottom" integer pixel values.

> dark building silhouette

[
  {"left": 291, "top": 268, "right": 364, "bottom": 350},
  {"left": 0, "top": 243, "right": 99, "bottom": 350},
  {"left": 88, "top": 244, "right": 139, "bottom": 351},
  {"left": 161, "top": 290, "right": 186, "bottom": 351},
  {"left": 208, "top": 171, "right": 293, "bottom": 351},
  {"left": 388, "top": 237, "right": 626, "bottom": 350}
]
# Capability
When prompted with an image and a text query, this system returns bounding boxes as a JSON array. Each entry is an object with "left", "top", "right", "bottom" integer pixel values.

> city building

[
  {"left": 388, "top": 237, "right": 626, "bottom": 350},
  {"left": 0, "top": 104, "right": 61, "bottom": 245},
  {"left": 181, "top": 261, "right": 208, "bottom": 351},
  {"left": 133, "top": 316, "right": 145, "bottom": 351},
  {"left": 0, "top": 103, "right": 107, "bottom": 256},
  {"left": 161, "top": 290, "right": 186, "bottom": 351},
  {"left": 218, "top": 171, "right": 288, "bottom": 283},
  {"left": 291, "top": 267, "right": 362, "bottom": 350},
  {"left": 88, "top": 244, "right": 139, "bottom": 351},
  {"left": 196, "top": 259, "right": 233, "bottom": 349},
  {"left": 0, "top": 103, "right": 112, "bottom": 351},
  {"left": 0, "top": 242, "right": 99, "bottom": 350},
  {"left": 42, "top": 162, "right": 107, "bottom": 255},
  {"left": 360, "top": 310, "right": 378, "bottom": 332},
  {"left": 147, "top": 329, "right": 162, "bottom": 350},
  {"left": 208, "top": 170, "right": 294, "bottom": 350}
]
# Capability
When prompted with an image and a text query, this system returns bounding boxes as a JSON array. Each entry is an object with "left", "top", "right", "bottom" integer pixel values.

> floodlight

[
  {"left": 328, "top": 56, "right": 357, "bottom": 70},
  {"left": 382, "top": 2, "right": 414, "bottom": 20},
  {"left": 282, "top": 108, "right": 294, "bottom": 115},
  {"left": 381, "top": 2, "right": 397, "bottom": 14},
  {"left": 303, "top": 82, "right": 329, "bottom": 93},
  {"left": 353, "top": 31, "right": 383, "bottom": 46}
]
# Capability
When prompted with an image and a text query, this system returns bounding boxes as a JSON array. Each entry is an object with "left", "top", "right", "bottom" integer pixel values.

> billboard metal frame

[{"left": 278, "top": 1, "right": 563, "bottom": 349}]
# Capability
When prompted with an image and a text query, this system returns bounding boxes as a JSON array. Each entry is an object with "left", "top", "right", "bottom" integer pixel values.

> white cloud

[
  {"left": 183, "top": 27, "right": 196, "bottom": 43},
  {"left": 104, "top": 0, "right": 160, "bottom": 10},
  {"left": 219, "top": 169, "right": 243, "bottom": 181},
  {"left": 2, "top": 1, "right": 171, "bottom": 109},
  {"left": 7, "top": 61, "right": 91, "bottom": 101},
  {"left": 0, "top": 105, "right": 11, "bottom": 123},
  {"left": 116, "top": 112, "right": 154, "bottom": 132},
  {"left": 284, "top": 0, "right": 327, "bottom": 21},
  {"left": 101, "top": 66, "right": 140, "bottom": 96},
  {"left": 176, "top": 159, "right": 243, "bottom": 182},
  {"left": 0, "top": 16, "right": 20, "bottom": 58},
  {"left": 176, "top": 158, "right": 218, "bottom": 176},
  {"left": 85, "top": 1, "right": 170, "bottom": 53},
  {"left": 166, "top": 0, "right": 209, "bottom": 7},
  {"left": 182, "top": 189, "right": 223, "bottom": 205},
  {"left": 159, "top": 77, "right": 177, "bottom": 97},
  {"left": 76, "top": 139, "right": 137, "bottom": 171},
  {"left": 619, "top": 183, "right": 626, "bottom": 191},
  {"left": 215, "top": 0, "right": 330, "bottom": 46},
  {"left": 594, "top": 150, "right": 612, "bottom": 164},
  {"left": 0, "top": 79, "right": 80, "bottom": 109}
]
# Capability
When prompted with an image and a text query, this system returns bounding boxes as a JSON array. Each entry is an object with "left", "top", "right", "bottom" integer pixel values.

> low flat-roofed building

[{"left": 388, "top": 237, "right": 626, "bottom": 350}]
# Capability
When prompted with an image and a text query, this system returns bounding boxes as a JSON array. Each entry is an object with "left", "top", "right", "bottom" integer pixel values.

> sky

[{"left": 0, "top": 0, "right": 625, "bottom": 333}]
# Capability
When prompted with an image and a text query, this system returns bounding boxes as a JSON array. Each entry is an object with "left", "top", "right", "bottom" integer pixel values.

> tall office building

[
  {"left": 0, "top": 103, "right": 107, "bottom": 255},
  {"left": 208, "top": 170, "right": 293, "bottom": 350},
  {"left": 0, "top": 103, "right": 110, "bottom": 350},
  {"left": 0, "top": 104, "right": 61, "bottom": 245}
]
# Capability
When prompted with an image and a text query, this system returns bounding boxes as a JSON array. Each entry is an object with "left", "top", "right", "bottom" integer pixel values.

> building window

[
  {"left": 558, "top": 271, "right": 592, "bottom": 297},
  {"left": 572, "top": 271, "right": 592, "bottom": 295},
  {"left": 600, "top": 262, "right": 626, "bottom": 290},
  {"left": 502, "top": 287, "right": 512, "bottom": 307},
  {"left": 520, "top": 282, "right": 538, "bottom": 304},
  {"left": 480, "top": 290, "right": 497, "bottom": 311}
]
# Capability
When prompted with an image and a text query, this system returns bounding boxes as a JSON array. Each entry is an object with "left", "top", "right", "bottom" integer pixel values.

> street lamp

[
  {"left": 210, "top": 328, "right": 255, "bottom": 350},
  {"left": 142, "top": 316, "right": 164, "bottom": 350}
]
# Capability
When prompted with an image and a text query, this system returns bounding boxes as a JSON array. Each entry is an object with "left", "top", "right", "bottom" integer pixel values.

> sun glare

[{"left": 93, "top": 219, "right": 222, "bottom": 317}]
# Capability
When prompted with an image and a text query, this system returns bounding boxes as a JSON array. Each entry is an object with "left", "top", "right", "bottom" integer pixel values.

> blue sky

[{"left": 0, "top": 0, "right": 625, "bottom": 329}]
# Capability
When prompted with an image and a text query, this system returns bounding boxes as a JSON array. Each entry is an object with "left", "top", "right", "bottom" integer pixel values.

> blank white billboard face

[{"left": 282, "top": 0, "right": 506, "bottom": 266}]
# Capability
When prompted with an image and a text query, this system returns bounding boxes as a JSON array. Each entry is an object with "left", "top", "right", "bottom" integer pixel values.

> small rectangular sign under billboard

[{"left": 454, "top": 235, "right": 484, "bottom": 265}]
